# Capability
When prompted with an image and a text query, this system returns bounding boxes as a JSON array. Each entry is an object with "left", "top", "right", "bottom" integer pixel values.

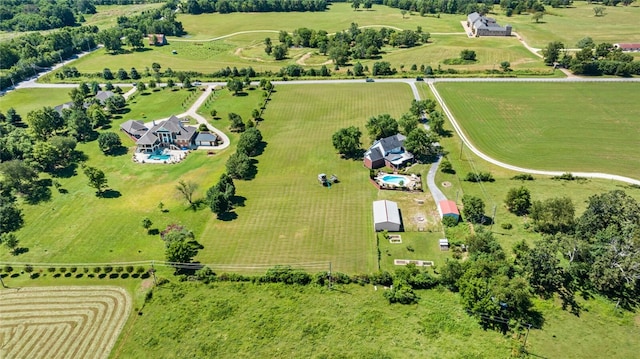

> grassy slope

[
  {"left": 435, "top": 82, "right": 640, "bottom": 180},
  {"left": 491, "top": 3, "right": 640, "bottom": 49},
  {"left": 198, "top": 83, "right": 411, "bottom": 273},
  {"left": 114, "top": 281, "right": 514, "bottom": 359},
  {"left": 113, "top": 280, "right": 640, "bottom": 359}
]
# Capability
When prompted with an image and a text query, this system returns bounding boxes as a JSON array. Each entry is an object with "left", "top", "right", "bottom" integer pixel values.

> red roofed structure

[
  {"left": 614, "top": 43, "right": 640, "bottom": 52},
  {"left": 438, "top": 200, "right": 460, "bottom": 222}
]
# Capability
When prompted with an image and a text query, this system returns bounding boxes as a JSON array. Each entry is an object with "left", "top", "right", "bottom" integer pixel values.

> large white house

[
  {"left": 467, "top": 12, "right": 512, "bottom": 37},
  {"left": 363, "top": 134, "right": 414, "bottom": 170}
]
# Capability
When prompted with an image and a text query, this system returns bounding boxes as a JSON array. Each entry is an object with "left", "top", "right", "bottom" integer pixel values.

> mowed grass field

[
  {"left": 490, "top": 3, "right": 640, "bottom": 49},
  {"left": 197, "top": 83, "right": 412, "bottom": 273},
  {"left": 435, "top": 82, "right": 640, "bottom": 180},
  {"left": 0, "top": 88, "right": 75, "bottom": 115}
]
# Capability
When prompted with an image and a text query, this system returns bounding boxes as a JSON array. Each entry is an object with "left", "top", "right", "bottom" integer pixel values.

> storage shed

[
  {"left": 438, "top": 200, "right": 460, "bottom": 222},
  {"left": 373, "top": 200, "right": 402, "bottom": 232}
]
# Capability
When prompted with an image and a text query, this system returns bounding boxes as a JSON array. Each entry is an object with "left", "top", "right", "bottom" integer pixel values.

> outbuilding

[
  {"left": 438, "top": 200, "right": 460, "bottom": 222},
  {"left": 373, "top": 200, "right": 402, "bottom": 232}
]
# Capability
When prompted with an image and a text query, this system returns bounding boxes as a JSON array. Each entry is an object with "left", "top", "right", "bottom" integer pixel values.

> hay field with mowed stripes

[
  {"left": 0, "top": 286, "right": 131, "bottom": 359},
  {"left": 197, "top": 83, "right": 413, "bottom": 274}
]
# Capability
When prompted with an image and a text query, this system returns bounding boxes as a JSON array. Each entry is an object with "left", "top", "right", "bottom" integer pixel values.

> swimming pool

[
  {"left": 148, "top": 154, "right": 171, "bottom": 161},
  {"left": 380, "top": 175, "right": 411, "bottom": 185}
]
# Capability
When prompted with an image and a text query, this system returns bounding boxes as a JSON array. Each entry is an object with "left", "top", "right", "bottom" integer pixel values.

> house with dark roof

[
  {"left": 148, "top": 34, "right": 167, "bottom": 46},
  {"left": 364, "top": 134, "right": 414, "bottom": 170},
  {"left": 120, "top": 116, "right": 197, "bottom": 153},
  {"left": 614, "top": 43, "right": 640, "bottom": 52},
  {"left": 467, "top": 12, "right": 511, "bottom": 37}
]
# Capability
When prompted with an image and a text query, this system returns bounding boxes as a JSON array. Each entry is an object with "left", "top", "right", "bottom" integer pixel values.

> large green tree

[
  {"left": 226, "top": 152, "right": 254, "bottom": 180},
  {"left": 82, "top": 165, "right": 108, "bottom": 196},
  {"left": 97, "top": 132, "right": 122, "bottom": 155},
  {"left": 365, "top": 114, "right": 398, "bottom": 141},
  {"left": 0, "top": 194, "right": 23, "bottom": 235},
  {"left": 462, "top": 195, "right": 486, "bottom": 224},
  {"left": 26, "top": 107, "right": 65, "bottom": 141},
  {"left": 504, "top": 186, "right": 531, "bottom": 216},
  {"left": 530, "top": 197, "right": 575, "bottom": 233},
  {"left": 332, "top": 126, "right": 362, "bottom": 158},
  {"left": 403, "top": 128, "right": 438, "bottom": 160},
  {"left": 236, "top": 128, "right": 263, "bottom": 157},
  {"left": 542, "top": 41, "right": 564, "bottom": 65}
]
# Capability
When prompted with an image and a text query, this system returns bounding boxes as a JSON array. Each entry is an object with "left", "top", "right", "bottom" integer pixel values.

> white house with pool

[{"left": 364, "top": 134, "right": 414, "bottom": 170}]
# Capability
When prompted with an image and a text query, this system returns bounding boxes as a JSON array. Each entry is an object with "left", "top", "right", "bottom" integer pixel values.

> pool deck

[{"left": 133, "top": 150, "right": 188, "bottom": 164}]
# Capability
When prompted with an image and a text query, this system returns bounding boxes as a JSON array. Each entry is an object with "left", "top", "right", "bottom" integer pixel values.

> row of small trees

[{"left": 0, "top": 264, "right": 148, "bottom": 278}]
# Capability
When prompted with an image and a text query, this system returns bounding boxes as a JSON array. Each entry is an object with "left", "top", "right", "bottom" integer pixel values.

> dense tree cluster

[
  {"left": 182, "top": 0, "right": 328, "bottom": 14},
  {"left": 0, "top": 0, "right": 95, "bottom": 32},
  {"left": 270, "top": 23, "right": 429, "bottom": 66}
]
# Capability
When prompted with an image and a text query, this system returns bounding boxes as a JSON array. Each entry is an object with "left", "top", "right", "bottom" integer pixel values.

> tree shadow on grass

[
  {"left": 13, "top": 247, "right": 29, "bottom": 256},
  {"left": 24, "top": 182, "right": 51, "bottom": 205},
  {"left": 52, "top": 163, "right": 78, "bottom": 179},
  {"left": 101, "top": 189, "right": 122, "bottom": 198},
  {"left": 107, "top": 145, "right": 128, "bottom": 156},
  {"left": 251, "top": 140, "right": 268, "bottom": 157},
  {"left": 231, "top": 195, "right": 246, "bottom": 207},
  {"left": 217, "top": 211, "right": 238, "bottom": 221}
]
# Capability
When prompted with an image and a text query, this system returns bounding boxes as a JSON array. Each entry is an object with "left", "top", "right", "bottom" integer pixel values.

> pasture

[
  {"left": 114, "top": 280, "right": 640, "bottom": 358},
  {"left": 0, "top": 286, "right": 131, "bottom": 359},
  {"left": 490, "top": 3, "right": 640, "bottom": 49},
  {"left": 435, "top": 82, "right": 640, "bottom": 180},
  {"left": 63, "top": 3, "right": 549, "bottom": 78}
]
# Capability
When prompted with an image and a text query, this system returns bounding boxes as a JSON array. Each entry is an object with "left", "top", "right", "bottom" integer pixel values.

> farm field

[
  {"left": 197, "top": 83, "right": 412, "bottom": 273},
  {"left": 416, "top": 82, "right": 640, "bottom": 251},
  {"left": 114, "top": 280, "right": 640, "bottom": 358},
  {"left": 490, "top": 3, "right": 640, "bottom": 49},
  {"left": 435, "top": 82, "right": 640, "bottom": 180},
  {"left": 0, "top": 286, "right": 131, "bottom": 359}
]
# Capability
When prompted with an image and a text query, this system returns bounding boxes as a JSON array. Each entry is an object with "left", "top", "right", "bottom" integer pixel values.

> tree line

[
  {"left": 0, "top": 0, "right": 95, "bottom": 32},
  {"left": 182, "top": 0, "right": 328, "bottom": 14}
]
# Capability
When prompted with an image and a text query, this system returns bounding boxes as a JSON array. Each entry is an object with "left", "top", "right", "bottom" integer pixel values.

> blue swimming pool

[
  {"left": 381, "top": 175, "right": 411, "bottom": 185},
  {"left": 148, "top": 154, "right": 171, "bottom": 160}
]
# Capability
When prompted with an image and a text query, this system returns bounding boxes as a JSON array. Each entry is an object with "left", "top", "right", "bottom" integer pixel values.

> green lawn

[
  {"left": 435, "top": 82, "right": 640, "bottom": 180},
  {"left": 0, "top": 88, "right": 74, "bottom": 116},
  {"left": 61, "top": 3, "right": 548, "bottom": 78},
  {"left": 490, "top": 3, "right": 640, "bottom": 49}
]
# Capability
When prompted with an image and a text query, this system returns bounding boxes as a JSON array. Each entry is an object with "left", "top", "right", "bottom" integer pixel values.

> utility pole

[
  {"left": 522, "top": 324, "right": 532, "bottom": 352},
  {"left": 0, "top": 274, "right": 6, "bottom": 288},
  {"left": 490, "top": 204, "right": 497, "bottom": 231},
  {"left": 151, "top": 260, "right": 157, "bottom": 286}
]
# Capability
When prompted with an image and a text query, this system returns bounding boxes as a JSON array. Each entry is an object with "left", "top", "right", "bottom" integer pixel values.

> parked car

[{"left": 365, "top": 78, "right": 374, "bottom": 83}]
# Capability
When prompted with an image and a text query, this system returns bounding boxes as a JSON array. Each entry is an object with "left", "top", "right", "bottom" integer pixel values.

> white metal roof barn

[{"left": 373, "top": 200, "right": 402, "bottom": 232}]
